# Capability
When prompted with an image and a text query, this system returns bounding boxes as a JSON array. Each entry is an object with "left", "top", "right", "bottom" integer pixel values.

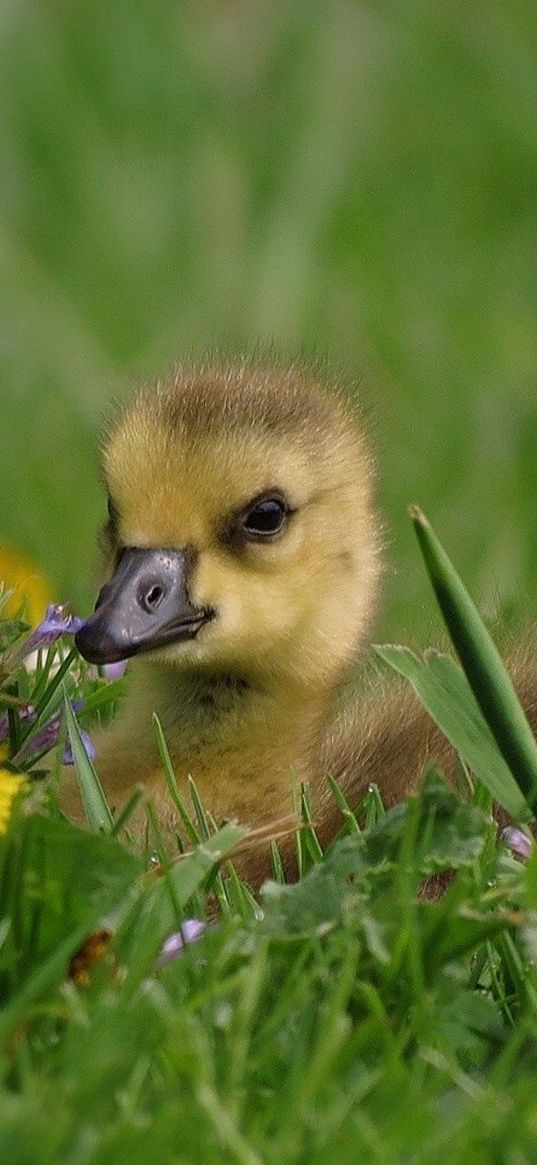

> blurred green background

[{"left": 1, "top": 0, "right": 537, "bottom": 637}]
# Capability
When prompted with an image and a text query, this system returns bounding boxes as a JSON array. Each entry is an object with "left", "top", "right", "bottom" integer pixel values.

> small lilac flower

[
  {"left": 1, "top": 706, "right": 35, "bottom": 749},
  {"left": 103, "top": 659, "right": 127, "bottom": 681},
  {"left": 89, "top": 659, "right": 128, "bottom": 682},
  {"left": 7, "top": 604, "right": 84, "bottom": 668},
  {"left": 16, "top": 712, "right": 62, "bottom": 762},
  {"left": 501, "top": 827, "right": 533, "bottom": 862},
  {"left": 62, "top": 729, "right": 96, "bottom": 766},
  {"left": 12, "top": 700, "right": 87, "bottom": 765},
  {"left": 26, "top": 604, "right": 84, "bottom": 650},
  {"left": 156, "top": 919, "right": 206, "bottom": 967}
]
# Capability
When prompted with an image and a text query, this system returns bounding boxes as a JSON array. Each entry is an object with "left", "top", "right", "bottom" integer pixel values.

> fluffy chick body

[{"left": 61, "top": 360, "right": 534, "bottom": 882}]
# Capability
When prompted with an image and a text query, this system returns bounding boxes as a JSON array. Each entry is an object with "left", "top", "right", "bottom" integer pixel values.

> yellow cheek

[{"left": 191, "top": 547, "right": 319, "bottom": 655}]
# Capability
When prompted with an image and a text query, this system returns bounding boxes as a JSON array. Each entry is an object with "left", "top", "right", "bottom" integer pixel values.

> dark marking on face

[
  {"left": 219, "top": 489, "right": 294, "bottom": 552},
  {"left": 98, "top": 497, "right": 121, "bottom": 563},
  {"left": 336, "top": 550, "right": 354, "bottom": 572}
]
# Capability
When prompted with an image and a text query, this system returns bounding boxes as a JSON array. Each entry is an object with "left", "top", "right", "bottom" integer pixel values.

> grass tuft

[{"left": 1, "top": 522, "right": 537, "bottom": 1161}]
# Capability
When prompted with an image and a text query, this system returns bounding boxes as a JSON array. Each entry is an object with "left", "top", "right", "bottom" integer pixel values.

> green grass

[
  {"left": 2, "top": 4, "right": 537, "bottom": 1159},
  {"left": 1, "top": 1, "right": 537, "bottom": 635},
  {"left": 1, "top": 519, "right": 537, "bottom": 1162}
]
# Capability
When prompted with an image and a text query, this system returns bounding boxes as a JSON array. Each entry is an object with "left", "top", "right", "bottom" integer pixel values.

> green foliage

[
  {"left": 0, "top": 815, "right": 140, "bottom": 1046},
  {"left": 1, "top": 756, "right": 537, "bottom": 1164},
  {"left": 1, "top": 557, "right": 537, "bottom": 1161},
  {"left": 2, "top": 5, "right": 537, "bottom": 1156},
  {"left": 0, "top": 610, "right": 121, "bottom": 780}
]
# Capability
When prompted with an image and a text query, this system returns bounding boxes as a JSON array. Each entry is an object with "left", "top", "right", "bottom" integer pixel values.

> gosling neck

[
  {"left": 148, "top": 663, "right": 333, "bottom": 750},
  {"left": 130, "top": 661, "right": 339, "bottom": 821}
]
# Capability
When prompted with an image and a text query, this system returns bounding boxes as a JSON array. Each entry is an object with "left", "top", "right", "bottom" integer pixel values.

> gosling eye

[{"left": 240, "top": 493, "right": 290, "bottom": 541}]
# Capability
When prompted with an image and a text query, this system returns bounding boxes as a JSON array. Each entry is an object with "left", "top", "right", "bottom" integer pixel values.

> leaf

[
  {"left": 376, "top": 644, "right": 530, "bottom": 821},
  {"left": 422, "top": 903, "right": 518, "bottom": 972},
  {"left": 434, "top": 989, "right": 505, "bottom": 1064},
  {"left": 364, "top": 769, "right": 490, "bottom": 874},
  {"left": 262, "top": 772, "right": 490, "bottom": 937},
  {"left": 63, "top": 691, "right": 113, "bottom": 832},
  {"left": 117, "top": 821, "right": 247, "bottom": 987},
  {"left": 0, "top": 618, "right": 30, "bottom": 653},
  {"left": 21, "top": 648, "right": 78, "bottom": 740},
  {"left": 152, "top": 712, "right": 200, "bottom": 845},
  {"left": 0, "top": 813, "right": 141, "bottom": 1004},
  {"left": 411, "top": 506, "right": 537, "bottom": 815}
]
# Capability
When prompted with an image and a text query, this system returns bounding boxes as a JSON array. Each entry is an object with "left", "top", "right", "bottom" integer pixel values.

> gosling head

[{"left": 76, "top": 360, "right": 380, "bottom": 694}]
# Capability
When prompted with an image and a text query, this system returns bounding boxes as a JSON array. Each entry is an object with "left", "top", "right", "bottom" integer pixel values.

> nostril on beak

[{"left": 140, "top": 583, "right": 165, "bottom": 613}]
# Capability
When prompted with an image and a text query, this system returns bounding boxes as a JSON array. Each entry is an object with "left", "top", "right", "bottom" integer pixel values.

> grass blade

[
  {"left": 411, "top": 506, "right": 537, "bottom": 814},
  {"left": 270, "top": 840, "right": 286, "bottom": 883},
  {"left": 21, "top": 647, "right": 78, "bottom": 743},
  {"left": 118, "top": 821, "right": 246, "bottom": 986},
  {"left": 326, "top": 773, "right": 362, "bottom": 834},
  {"left": 188, "top": 774, "right": 212, "bottom": 841},
  {"left": 152, "top": 713, "right": 200, "bottom": 845},
  {"left": 110, "top": 784, "right": 145, "bottom": 836},
  {"left": 63, "top": 691, "right": 113, "bottom": 832}
]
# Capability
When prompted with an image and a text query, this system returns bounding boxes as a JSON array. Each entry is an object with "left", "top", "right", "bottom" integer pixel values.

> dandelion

[
  {"left": 0, "top": 546, "right": 53, "bottom": 627},
  {"left": 156, "top": 919, "right": 206, "bottom": 966},
  {"left": 0, "top": 768, "right": 26, "bottom": 833}
]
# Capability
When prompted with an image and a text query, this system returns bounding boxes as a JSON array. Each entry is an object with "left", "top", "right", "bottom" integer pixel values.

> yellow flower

[
  {"left": 0, "top": 545, "right": 53, "bottom": 627},
  {"left": 0, "top": 769, "right": 26, "bottom": 834}
]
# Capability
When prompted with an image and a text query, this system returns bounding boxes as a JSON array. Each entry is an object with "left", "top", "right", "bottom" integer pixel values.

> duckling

[{"left": 61, "top": 359, "right": 536, "bottom": 883}]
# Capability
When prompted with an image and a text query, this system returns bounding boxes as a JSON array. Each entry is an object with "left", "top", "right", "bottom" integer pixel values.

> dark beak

[{"left": 75, "top": 547, "right": 213, "bottom": 665}]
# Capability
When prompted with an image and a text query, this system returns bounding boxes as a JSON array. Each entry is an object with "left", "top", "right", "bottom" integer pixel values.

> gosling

[{"left": 63, "top": 359, "right": 536, "bottom": 882}]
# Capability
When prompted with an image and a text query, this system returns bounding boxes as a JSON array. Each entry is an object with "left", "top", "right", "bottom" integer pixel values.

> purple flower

[
  {"left": 88, "top": 659, "right": 128, "bottom": 682},
  {"left": 25, "top": 604, "right": 84, "bottom": 652},
  {"left": 11, "top": 700, "right": 88, "bottom": 766},
  {"left": 501, "top": 827, "right": 533, "bottom": 862},
  {"left": 16, "top": 713, "right": 62, "bottom": 762},
  {"left": 103, "top": 659, "right": 127, "bottom": 680},
  {"left": 156, "top": 919, "right": 206, "bottom": 967},
  {"left": 62, "top": 729, "right": 96, "bottom": 766},
  {"left": 1, "top": 706, "right": 37, "bottom": 742},
  {"left": 7, "top": 604, "right": 84, "bottom": 668}
]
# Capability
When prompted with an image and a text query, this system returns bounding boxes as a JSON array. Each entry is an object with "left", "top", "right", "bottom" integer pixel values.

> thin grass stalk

[{"left": 152, "top": 713, "right": 200, "bottom": 845}]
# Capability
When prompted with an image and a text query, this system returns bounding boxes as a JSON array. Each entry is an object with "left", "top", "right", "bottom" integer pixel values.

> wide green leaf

[
  {"left": 375, "top": 645, "right": 530, "bottom": 821},
  {"left": 0, "top": 814, "right": 141, "bottom": 1003}
]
